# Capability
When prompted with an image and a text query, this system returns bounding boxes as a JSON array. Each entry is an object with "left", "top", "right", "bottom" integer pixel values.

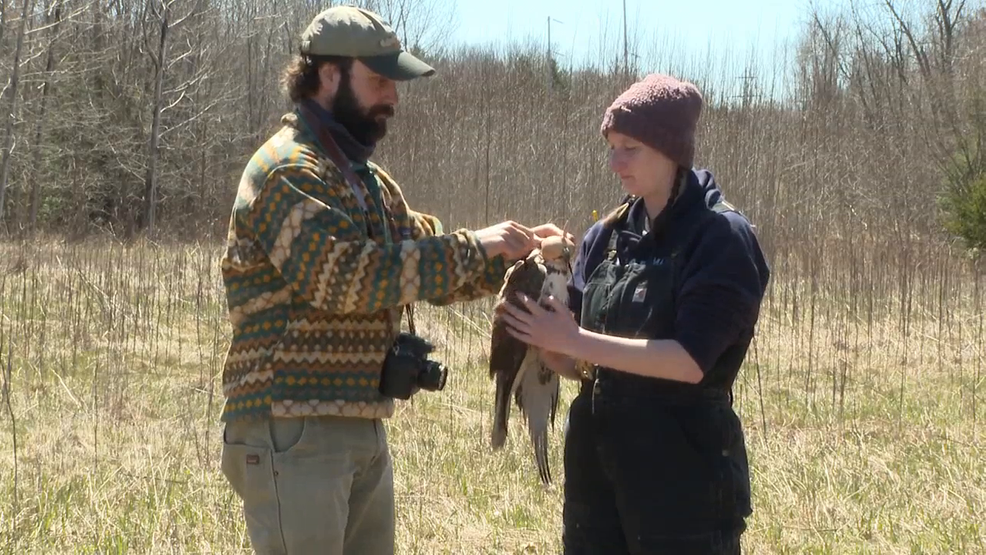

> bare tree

[
  {"left": 0, "top": 0, "right": 37, "bottom": 231},
  {"left": 26, "top": 0, "right": 63, "bottom": 233},
  {"left": 140, "top": 0, "right": 202, "bottom": 236},
  {"left": 361, "top": 0, "right": 457, "bottom": 54}
]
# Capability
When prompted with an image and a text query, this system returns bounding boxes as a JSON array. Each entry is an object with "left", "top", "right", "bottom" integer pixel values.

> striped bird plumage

[{"left": 489, "top": 236, "right": 575, "bottom": 485}]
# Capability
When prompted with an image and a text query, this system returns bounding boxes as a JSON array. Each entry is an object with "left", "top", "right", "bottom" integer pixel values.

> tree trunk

[
  {"left": 0, "top": 0, "right": 36, "bottom": 231},
  {"left": 0, "top": 0, "right": 9, "bottom": 52},
  {"left": 142, "top": 1, "right": 169, "bottom": 236},
  {"left": 28, "top": 1, "right": 64, "bottom": 234}
]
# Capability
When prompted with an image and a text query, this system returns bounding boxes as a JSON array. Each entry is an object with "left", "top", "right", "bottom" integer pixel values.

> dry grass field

[
  {"left": 1, "top": 3, "right": 986, "bottom": 552},
  {"left": 0, "top": 237, "right": 983, "bottom": 554}
]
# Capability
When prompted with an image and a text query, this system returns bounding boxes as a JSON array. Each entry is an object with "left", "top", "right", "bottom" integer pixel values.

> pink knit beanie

[{"left": 600, "top": 73, "right": 704, "bottom": 168}]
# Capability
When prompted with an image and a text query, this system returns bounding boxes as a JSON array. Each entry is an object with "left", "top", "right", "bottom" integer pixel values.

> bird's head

[{"left": 539, "top": 235, "right": 576, "bottom": 264}]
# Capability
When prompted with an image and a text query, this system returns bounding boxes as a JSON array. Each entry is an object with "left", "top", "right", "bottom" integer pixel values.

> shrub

[{"left": 939, "top": 146, "right": 986, "bottom": 255}]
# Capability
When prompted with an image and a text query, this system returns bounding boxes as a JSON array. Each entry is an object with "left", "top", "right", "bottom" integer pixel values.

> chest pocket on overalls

[{"left": 579, "top": 227, "right": 677, "bottom": 341}]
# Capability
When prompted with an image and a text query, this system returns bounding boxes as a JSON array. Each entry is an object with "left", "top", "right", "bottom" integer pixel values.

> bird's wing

[
  {"left": 515, "top": 264, "right": 567, "bottom": 485},
  {"left": 489, "top": 256, "right": 545, "bottom": 379},
  {"left": 490, "top": 255, "right": 546, "bottom": 449}
]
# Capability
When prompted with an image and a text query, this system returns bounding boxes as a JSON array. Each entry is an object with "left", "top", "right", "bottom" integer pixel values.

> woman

[{"left": 501, "top": 73, "right": 770, "bottom": 554}]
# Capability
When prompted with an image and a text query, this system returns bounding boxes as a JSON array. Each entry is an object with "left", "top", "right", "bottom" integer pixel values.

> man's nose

[{"left": 384, "top": 81, "right": 398, "bottom": 106}]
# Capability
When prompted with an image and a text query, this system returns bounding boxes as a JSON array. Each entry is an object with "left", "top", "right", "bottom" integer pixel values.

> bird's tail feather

[
  {"left": 530, "top": 425, "right": 551, "bottom": 485},
  {"left": 491, "top": 376, "right": 511, "bottom": 449}
]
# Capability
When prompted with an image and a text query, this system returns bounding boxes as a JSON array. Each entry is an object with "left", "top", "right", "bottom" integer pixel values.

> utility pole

[
  {"left": 547, "top": 16, "right": 552, "bottom": 89},
  {"left": 547, "top": 16, "right": 563, "bottom": 90},
  {"left": 622, "top": 0, "right": 629, "bottom": 79}
]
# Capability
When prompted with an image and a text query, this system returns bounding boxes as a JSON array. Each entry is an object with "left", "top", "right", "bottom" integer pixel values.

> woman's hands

[
  {"left": 498, "top": 292, "right": 584, "bottom": 379},
  {"left": 499, "top": 291, "right": 705, "bottom": 384},
  {"left": 499, "top": 293, "right": 581, "bottom": 357}
]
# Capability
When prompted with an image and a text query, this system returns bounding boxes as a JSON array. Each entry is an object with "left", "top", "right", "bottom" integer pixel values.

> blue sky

[{"left": 445, "top": 0, "right": 855, "bottom": 99}]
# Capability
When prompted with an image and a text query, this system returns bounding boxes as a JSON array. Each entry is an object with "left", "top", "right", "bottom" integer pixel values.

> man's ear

[{"left": 318, "top": 62, "right": 342, "bottom": 100}]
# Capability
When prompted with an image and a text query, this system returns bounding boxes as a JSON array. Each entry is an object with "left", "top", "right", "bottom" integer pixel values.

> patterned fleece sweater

[{"left": 219, "top": 108, "right": 507, "bottom": 422}]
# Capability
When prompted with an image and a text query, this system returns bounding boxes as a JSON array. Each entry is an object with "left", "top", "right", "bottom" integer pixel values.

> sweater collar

[{"left": 298, "top": 98, "right": 376, "bottom": 164}]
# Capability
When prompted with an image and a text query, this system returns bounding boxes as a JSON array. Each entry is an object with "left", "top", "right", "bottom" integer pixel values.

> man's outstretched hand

[
  {"left": 475, "top": 221, "right": 576, "bottom": 262},
  {"left": 531, "top": 223, "right": 575, "bottom": 246},
  {"left": 474, "top": 221, "right": 538, "bottom": 261}
]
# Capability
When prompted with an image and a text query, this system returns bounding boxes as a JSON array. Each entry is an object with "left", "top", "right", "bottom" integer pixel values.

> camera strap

[
  {"left": 298, "top": 101, "right": 371, "bottom": 214},
  {"left": 405, "top": 303, "right": 416, "bottom": 336},
  {"left": 299, "top": 101, "right": 418, "bottom": 339}
]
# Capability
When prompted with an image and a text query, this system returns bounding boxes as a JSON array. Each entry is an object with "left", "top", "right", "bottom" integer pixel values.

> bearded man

[{"left": 217, "top": 6, "right": 569, "bottom": 555}]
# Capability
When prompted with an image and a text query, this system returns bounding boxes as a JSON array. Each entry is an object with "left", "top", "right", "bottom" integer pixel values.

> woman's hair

[{"left": 280, "top": 54, "right": 354, "bottom": 103}]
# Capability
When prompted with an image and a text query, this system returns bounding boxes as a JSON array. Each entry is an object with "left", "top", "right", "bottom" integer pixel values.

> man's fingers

[
  {"left": 512, "top": 236, "right": 536, "bottom": 258},
  {"left": 508, "top": 221, "right": 533, "bottom": 237},
  {"left": 506, "top": 237, "right": 528, "bottom": 258},
  {"left": 533, "top": 223, "right": 568, "bottom": 239},
  {"left": 495, "top": 223, "right": 545, "bottom": 260}
]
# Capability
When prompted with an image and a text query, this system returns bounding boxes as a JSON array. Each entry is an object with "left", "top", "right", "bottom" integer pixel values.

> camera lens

[{"left": 417, "top": 361, "right": 448, "bottom": 392}]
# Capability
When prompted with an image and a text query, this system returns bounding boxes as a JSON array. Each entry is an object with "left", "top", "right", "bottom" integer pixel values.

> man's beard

[{"left": 332, "top": 72, "right": 395, "bottom": 146}]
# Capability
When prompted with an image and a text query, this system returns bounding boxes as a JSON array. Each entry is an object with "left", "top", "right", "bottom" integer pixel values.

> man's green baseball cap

[{"left": 299, "top": 6, "right": 435, "bottom": 81}]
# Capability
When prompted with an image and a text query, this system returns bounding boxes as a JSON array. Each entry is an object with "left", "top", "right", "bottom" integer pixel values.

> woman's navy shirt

[{"left": 567, "top": 168, "right": 771, "bottom": 389}]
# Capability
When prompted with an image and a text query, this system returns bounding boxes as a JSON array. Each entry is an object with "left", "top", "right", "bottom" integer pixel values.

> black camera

[{"left": 378, "top": 332, "right": 449, "bottom": 400}]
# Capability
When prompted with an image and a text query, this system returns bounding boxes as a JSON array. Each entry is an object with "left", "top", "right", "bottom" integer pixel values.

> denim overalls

[{"left": 562, "top": 197, "right": 753, "bottom": 555}]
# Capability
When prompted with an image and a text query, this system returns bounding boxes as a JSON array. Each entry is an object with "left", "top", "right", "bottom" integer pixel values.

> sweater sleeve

[
  {"left": 239, "top": 164, "right": 497, "bottom": 315},
  {"left": 407, "top": 209, "right": 508, "bottom": 306},
  {"left": 674, "top": 212, "right": 770, "bottom": 374}
]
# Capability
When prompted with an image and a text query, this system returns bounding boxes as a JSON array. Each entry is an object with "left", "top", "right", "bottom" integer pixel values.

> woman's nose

[{"left": 609, "top": 150, "right": 624, "bottom": 172}]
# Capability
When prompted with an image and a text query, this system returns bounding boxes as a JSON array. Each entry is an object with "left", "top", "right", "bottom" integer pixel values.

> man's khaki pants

[{"left": 221, "top": 414, "right": 394, "bottom": 554}]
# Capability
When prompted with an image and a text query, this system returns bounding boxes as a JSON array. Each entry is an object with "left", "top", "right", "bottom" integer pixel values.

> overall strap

[
  {"left": 711, "top": 199, "right": 737, "bottom": 215},
  {"left": 605, "top": 225, "right": 620, "bottom": 259},
  {"left": 602, "top": 196, "right": 634, "bottom": 263}
]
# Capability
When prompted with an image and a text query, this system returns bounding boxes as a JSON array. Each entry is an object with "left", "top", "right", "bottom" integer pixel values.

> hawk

[{"left": 489, "top": 235, "right": 575, "bottom": 485}]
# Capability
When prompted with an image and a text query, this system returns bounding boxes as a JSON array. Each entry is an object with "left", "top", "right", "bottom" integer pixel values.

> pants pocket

[
  {"left": 269, "top": 416, "right": 307, "bottom": 454},
  {"left": 221, "top": 426, "right": 286, "bottom": 554}
]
